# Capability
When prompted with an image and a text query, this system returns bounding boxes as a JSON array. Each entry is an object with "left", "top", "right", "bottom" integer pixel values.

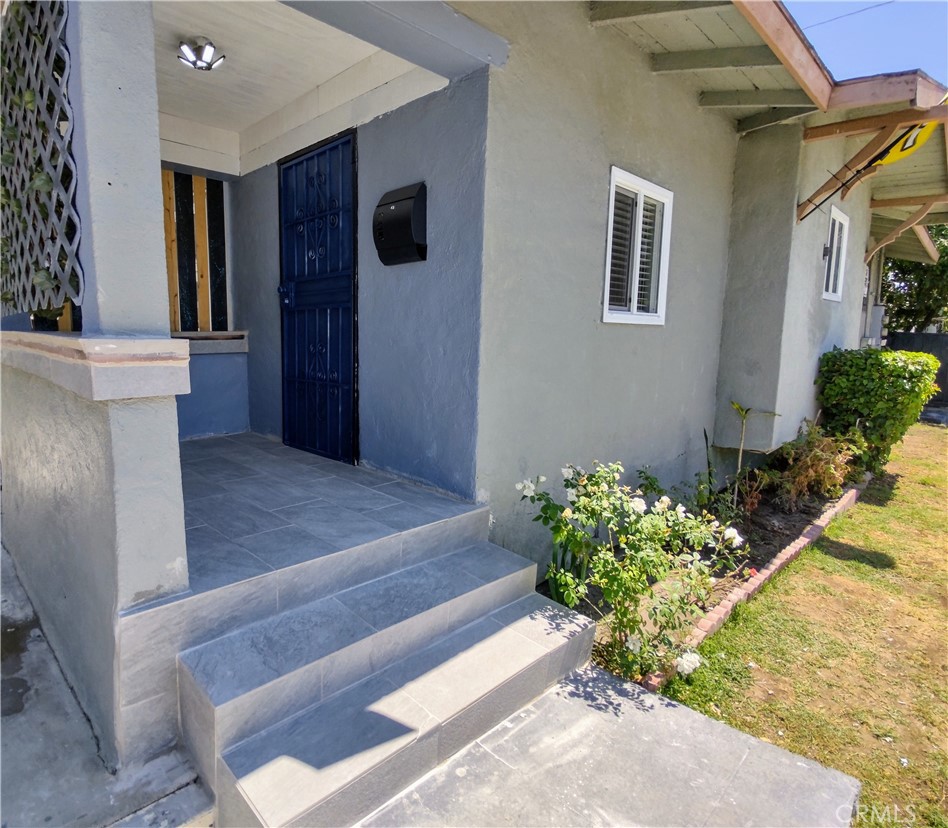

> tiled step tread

[
  {"left": 219, "top": 594, "right": 594, "bottom": 828},
  {"left": 179, "top": 542, "right": 534, "bottom": 706}
]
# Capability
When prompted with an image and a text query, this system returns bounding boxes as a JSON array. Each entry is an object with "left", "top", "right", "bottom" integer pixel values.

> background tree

[{"left": 883, "top": 224, "right": 948, "bottom": 332}]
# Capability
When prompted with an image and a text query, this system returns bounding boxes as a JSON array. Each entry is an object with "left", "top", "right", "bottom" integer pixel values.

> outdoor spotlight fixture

[{"left": 178, "top": 38, "right": 225, "bottom": 71}]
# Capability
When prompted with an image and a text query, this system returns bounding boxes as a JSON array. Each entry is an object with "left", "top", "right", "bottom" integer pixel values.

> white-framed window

[
  {"left": 822, "top": 206, "right": 849, "bottom": 301},
  {"left": 602, "top": 166, "right": 673, "bottom": 325}
]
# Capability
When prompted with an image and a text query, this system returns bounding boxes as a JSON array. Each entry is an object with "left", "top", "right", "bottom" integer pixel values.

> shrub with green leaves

[
  {"left": 517, "top": 464, "right": 743, "bottom": 679},
  {"left": 818, "top": 348, "right": 940, "bottom": 473}
]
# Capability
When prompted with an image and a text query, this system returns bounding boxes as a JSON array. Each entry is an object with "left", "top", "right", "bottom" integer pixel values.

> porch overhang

[
  {"left": 154, "top": 0, "right": 506, "bottom": 177},
  {"left": 588, "top": 1, "right": 947, "bottom": 138}
]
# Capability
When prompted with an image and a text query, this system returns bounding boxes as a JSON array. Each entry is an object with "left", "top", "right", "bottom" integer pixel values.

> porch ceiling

[{"left": 152, "top": 1, "right": 391, "bottom": 133}]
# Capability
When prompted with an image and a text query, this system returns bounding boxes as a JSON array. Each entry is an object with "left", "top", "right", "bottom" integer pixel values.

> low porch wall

[
  {"left": 175, "top": 335, "right": 250, "bottom": 440},
  {"left": 0, "top": 333, "right": 191, "bottom": 767}
]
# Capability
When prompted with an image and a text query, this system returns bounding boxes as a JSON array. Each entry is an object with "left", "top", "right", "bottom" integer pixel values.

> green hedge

[{"left": 817, "top": 347, "right": 940, "bottom": 473}]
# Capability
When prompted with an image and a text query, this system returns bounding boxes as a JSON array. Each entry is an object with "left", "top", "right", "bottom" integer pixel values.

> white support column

[{"left": 66, "top": 0, "right": 170, "bottom": 336}]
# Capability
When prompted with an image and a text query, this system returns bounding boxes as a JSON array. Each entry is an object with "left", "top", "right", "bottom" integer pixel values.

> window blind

[{"left": 608, "top": 189, "right": 637, "bottom": 311}]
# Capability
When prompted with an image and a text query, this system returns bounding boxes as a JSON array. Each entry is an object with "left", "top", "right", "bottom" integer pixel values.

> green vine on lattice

[{"left": 1, "top": 0, "right": 79, "bottom": 318}]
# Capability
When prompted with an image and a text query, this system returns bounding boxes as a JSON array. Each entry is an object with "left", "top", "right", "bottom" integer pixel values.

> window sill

[
  {"left": 171, "top": 331, "right": 248, "bottom": 354},
  {"left": 821, "top": 293, "right": 843, "bottom": 303},
  {"left": 602, "top": 311, "right": 665, "bottom": 326}
]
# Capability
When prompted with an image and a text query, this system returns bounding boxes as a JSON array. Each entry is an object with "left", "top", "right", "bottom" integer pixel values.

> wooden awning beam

[
  {"left": 804, "top": 106, "right": 948, "bottom": 142},
  {"left": 797, "top": 126, "right": 903, "bottom": 221},
  {"left": 842, "top": 166, "right": 880, "bottom": 200},
  {"left": 651, "top": 45, "right": 780, "bottom": 73},
  {"left": 699, "top": 90, "right": 813, "bottom": 108},
  {"left": 589, "top": 1, "right": 729, "bottom": 25},
  {"left": 871, "top": 193, "right": 948, "bottom": 208},
  {"left": 864, "top": 199, "right": 939, "bottom": 263},
  {"left": 913, "top": 224, "right": 940, "bottom": 264}
]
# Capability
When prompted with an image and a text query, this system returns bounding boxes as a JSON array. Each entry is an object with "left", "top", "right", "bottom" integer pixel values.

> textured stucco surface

[
  {"left": 774, "top": 139, "right": 871, "bottom": 445},
  {"left": 714, "top": 126, "right": 801, "bottom": 451},
  {"left": 66, "top": 1, "right": 170, "bottom": 336},
  {"left": 2, "top": 367, "right": 119, "bottom": 764},
  {"left": 231, "top": 164, "right": 283, "bottom": 438},
  {"left": 458, "top": 2, "right": 738, "bottom": 564},
  {"left": 1, "top": 365, "right": 188, "bottom": 766},
  {"left": 357, "top": 71, "right": 487, "bottom": 498},
  {"left": 177, "top": 353, "right": 250, "bottom": 439},
  {"left": 714, "top": 128, "right": 872, "bottom": 453}
]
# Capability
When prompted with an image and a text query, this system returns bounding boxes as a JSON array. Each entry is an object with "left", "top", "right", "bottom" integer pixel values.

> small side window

[
  {"left": 822, "top": 206, "right": 849, "bottom": 302},
  {"left": 603, "top": 166, "right": 673, "bottom": 325}
]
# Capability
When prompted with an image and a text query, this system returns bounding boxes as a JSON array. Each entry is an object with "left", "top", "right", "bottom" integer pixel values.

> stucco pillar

[
  {"left": 66, "top": 0, "right": 170, "bottom": 336},
  {"left": 0, "top": 2, "right": 193, "bottom": 768}
]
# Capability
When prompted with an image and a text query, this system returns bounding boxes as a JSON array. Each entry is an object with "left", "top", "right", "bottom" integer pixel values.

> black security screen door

[{"left": 279, "top": 135, "right": 356, "bottom": 462}]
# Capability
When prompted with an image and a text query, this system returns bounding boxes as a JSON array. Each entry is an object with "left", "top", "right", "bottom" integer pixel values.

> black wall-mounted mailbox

[{"left": 373, "top": 182, "right": 427, "bottom": 266}]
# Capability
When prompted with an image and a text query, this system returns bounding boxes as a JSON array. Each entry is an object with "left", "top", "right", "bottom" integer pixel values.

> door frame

[{"left": 277, "top": 129, "right": 360, "bottom": 463}]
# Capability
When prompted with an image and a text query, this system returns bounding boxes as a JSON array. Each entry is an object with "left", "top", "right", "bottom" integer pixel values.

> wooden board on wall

[
  {"left": 193, "top": 175, "right": 212, "bottom": 332},
  {"left": 161, "top": 169, "right": 181, "bottom": 331}
]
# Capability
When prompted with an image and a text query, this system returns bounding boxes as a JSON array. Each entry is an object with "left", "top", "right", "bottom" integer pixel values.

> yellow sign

[{"left": 874, "top": 93, "right": 947, "bottom": 166}]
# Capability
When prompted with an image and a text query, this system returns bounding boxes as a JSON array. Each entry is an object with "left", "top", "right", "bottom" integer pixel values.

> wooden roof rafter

[
  {"left": 865, "top": 198, "right": 942, "bottom": 263},
  {"left": 589, "top": 1, "right": 730, "bottom": 25},
  {"left": 804, "top": 106, "right": 948, "bottom": 142},
  {"left": 797, "top": 126, "right": 903, "bottom": 221},
  {"left": 798, "top": 108, "right": 948, "bottom": 221}
]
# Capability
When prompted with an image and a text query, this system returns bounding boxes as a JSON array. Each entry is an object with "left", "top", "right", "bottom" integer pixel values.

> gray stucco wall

[
  {"left": 774, "top": 140, "right": 871, "bottom": 444},
  {"left": 356, "top": 72, "right": 487, "bottom": 498},
  {"left": 714, "top": 125, "right": 801, "bottom": 451},
  {"left": 715, "top": 125, "right": 872, "bottom": 452},
  {"left": 459, "top": 2, "right": 738, "bottom": 564},
  {"left": 1, "top": 368, "right": 118, "bottom": 763},
  {"left": 1, "top": 366, "right": 188, "bottom": 767},
  {"left": 176, "top": 353, "right": 250, "bottom": 440},
  {"left": 231, "top": 165, "right": 282, "bottom": 438}
]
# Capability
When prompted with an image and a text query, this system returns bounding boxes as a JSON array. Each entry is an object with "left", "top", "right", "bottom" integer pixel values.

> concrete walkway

[
  {"left": 3, "top": 543, "right": 859, "bottom": 828},
  {"left": 363, "top": 666, "right": 861, "bottom": 828},
  {"left": 1, "top": 549, "right": 210, "bottom": 828}
]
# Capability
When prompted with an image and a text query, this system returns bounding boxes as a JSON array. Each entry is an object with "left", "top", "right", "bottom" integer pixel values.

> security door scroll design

[
  {"left": 280, "top": 136, "right": 356, "bottom": 463},
  {"left": 1, "top": 0, "right": 83, "bottom": 316}
]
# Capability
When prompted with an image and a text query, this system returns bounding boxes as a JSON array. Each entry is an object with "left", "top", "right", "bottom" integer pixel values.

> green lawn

[{"left": 664, "top": 424, "right": 948, "bottom": 827}]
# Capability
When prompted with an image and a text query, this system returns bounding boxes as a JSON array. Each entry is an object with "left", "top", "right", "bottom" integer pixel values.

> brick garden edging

[{"left": 641, "top": 479, "right": 870, "bottom": 693}]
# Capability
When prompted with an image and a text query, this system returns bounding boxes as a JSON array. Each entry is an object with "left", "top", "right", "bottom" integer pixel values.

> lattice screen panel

[{"left": 1, "top": 0, "right": 83, "bottom": 315}]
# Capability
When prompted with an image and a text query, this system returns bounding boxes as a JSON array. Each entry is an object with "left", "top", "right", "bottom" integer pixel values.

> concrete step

[
  {"left": 216, "top": 594, "right": 595, "bottom": 828},
  {"left": 117, "top": 504, "right": 490, "bottom": 766},
  {"left": 177, "top": 542, "right": 537, "bottom": 790}
]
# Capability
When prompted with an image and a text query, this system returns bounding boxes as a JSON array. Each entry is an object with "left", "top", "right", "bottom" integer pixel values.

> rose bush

[{"left": 518, "top": 463, "right": 744, "bottom": 679}]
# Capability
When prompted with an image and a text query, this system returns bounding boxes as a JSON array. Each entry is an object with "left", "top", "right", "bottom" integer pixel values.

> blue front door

[{"left": 279, "top": 135, "right": 356, "bottom": 462}]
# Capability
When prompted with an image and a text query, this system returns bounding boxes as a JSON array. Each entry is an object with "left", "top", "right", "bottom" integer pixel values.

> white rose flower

[
  {"left": 561, "top": 467, "right": 572, "bottom": 480},
  {"left": 675, "top": 503, "right": 687, "bottom": 517},
  {"left": 626, "top": 635, "right": 642, "bottom": 654},
  {"left": 654, "top": 495, "right": 671, "bottom": 513},
  {"left": 538, "top": 475, "right": 547, "bottom": 484},
  {"left": 566, "top": 489, "right": 578, "bottom": 502},
  {"left": 723, "top": 526, "right": 744, "bottom": 548},
  {"left": 631, "top": 497, "right": 647, "bottom": 514},
  {"left": 515, "top": 482, "right": 523, "bottom": 492},
  {"left": 522, "top": 480, "right": 536, "bottom": 497},
  {"left": 675, "top": 650, "right": 702, "bottom": 676}
]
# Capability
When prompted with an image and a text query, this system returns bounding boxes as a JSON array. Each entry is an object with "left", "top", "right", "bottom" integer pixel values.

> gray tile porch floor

[{"left": 180, "top": 433, "right": 478, "bottom": 594}]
